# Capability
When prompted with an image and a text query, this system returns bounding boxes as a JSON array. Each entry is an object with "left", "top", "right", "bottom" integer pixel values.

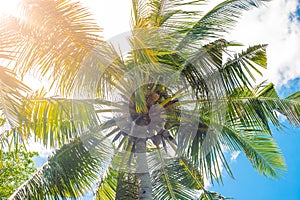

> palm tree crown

[{"left": 0, "top": 0, "right": 299, "bottom": 199}]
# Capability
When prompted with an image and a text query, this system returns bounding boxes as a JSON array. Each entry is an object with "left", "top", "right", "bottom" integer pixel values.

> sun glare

[{"left": 0, "top": 0, "right": 21, "bottom": 17}]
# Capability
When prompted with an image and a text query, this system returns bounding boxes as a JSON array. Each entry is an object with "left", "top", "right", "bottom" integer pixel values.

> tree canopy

[
  {"left": 0, "top": 146, "right": 37, "bottom": 199},
  {"left": 0, "top": 0, "right": 299, "bottom": 199}
]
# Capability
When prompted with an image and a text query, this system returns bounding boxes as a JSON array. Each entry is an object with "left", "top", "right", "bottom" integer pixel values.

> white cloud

[
  {"left": 0, "top": 0, "right": 20, "bottom": 17},
  {"left": 230, "top": 151, "right": 240, "bottom": 162},
  {"left": 226, "top": 0, "right": 300, "bottom": 87},
  {"left": 26, "top": 139, "right": 54, "bottom": 158},
  {"left": 80, "top": 0, "right": 131, "bottom": 39}
]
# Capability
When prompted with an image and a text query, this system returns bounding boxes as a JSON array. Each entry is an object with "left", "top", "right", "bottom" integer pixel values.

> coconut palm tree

[{"left": 0, "top": 0, "right": 299, "bottom": 199}]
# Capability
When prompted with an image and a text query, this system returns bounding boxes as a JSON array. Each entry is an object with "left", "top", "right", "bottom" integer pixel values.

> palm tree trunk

[{"left": 135, "top": 138, "right": 153, "bottom": 200}]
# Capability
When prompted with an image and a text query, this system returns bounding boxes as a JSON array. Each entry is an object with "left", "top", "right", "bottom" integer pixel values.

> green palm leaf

[
  {"left": 11, "top": 0, "right": 103, "bottom": 95},
  {"left": 0, "top": 66, "right": 30, "bottom": 127},
  {"left": 200, "top": 191, "right": 232, "bottom": 200},
  {"left": 178, "top": 83, "right": 296, "bottom": 179},
  {"left": 220, "top": 44, "right": 267, "bottom": 91},
  {"left": 94, "top": 168, "right": 139, "bottom": 200},
  {"left": 178, "top": 0, "right": 270, "bottom": 48},
  {"left": 20, "top": 93, "right": 100, "bottom": 147},
  {"left": 1, "top": 0, "right": 299, "bottom": 199},
  {"left": 220, "top": 123, "right": 286, "bottom": 178},
  {"left": 9, "top": 133, "right": 113, "bottom": 200},
  {"left": 150, "top": 151, "right": 201, "bottom": 200}
]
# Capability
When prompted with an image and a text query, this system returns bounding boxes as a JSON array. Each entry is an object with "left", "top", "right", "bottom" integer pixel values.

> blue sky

[{"left": 298, "top": 1, "right": 300, "bottom": 16}]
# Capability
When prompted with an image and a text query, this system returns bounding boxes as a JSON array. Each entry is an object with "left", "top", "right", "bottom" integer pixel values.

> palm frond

[
  {"left": 186, "top": 126, "right": 234, "bottom": 183},
  {"left": 200, "top": 191, "right": 232, "bottom": 200},
  {"left": 180, "top": 39, "right": 229, "bottom": 98},
  {"left": 94, "top": 167, "right": 139, "bottom": 200},
  {"left": 0, "top": 66, "right": 31, "bottom": 127},
  {"left": 20, "top": 93, "right": 100, "bottom": 147},
  {"left": 93, "top": 167, "right": 118, "bottom": 200},
  {"left": 0, "top": 16, "right": 21, "bottom": 62},
  {"left": 282, "top": 91, "right": 300, "bottom": 125},
  {"left": 158, "top": 41, "right": 266, "bottom": 99},
  {"left": 132, "top": 0, "right": 153, "bottom": 27},
  {"left": 73, "top": 43, "right": 128, "bottom": 98},
  {"left": 178, "top": 0, "right": 270, "bottom": 48},
  {"left": 220, "top": 122, "right": 286, "bottom": 178},
  {"left": 223, "top": 85, "right": 287, "bottom": 178},
  {"left": 10, "top": 0, "right": 103, "bottom": 95},
  {"left": 188, "top": 43, "right": 267, "bottom": 97},
  {"left": 9, "top": 133, "right": 113, "bottom": 200},
  {"left": 224, "top": 83, "right": 300, "bottom": 131},
  {"left": 115, "top": 172, "right": 139, "bottom": 200},
  {"left": 221, "top": 44, "right": 267, "bottom": 91},
  {"left": 149, "top": 0, "right": 204, "bottom": 27},
  {"left": 150, "top": 152, "right": 201, "bottom": 200},
  {"left": 175, "top": 83, "right": 296, "bottom": 181},
  {"left": 1, "top": 1, "right": 296, "bottom": 200}
]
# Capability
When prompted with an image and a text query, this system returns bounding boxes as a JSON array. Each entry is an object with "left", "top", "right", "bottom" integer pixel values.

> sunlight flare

[{"left": 0, "top": 0, "right": 21, "bottom": 16}]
